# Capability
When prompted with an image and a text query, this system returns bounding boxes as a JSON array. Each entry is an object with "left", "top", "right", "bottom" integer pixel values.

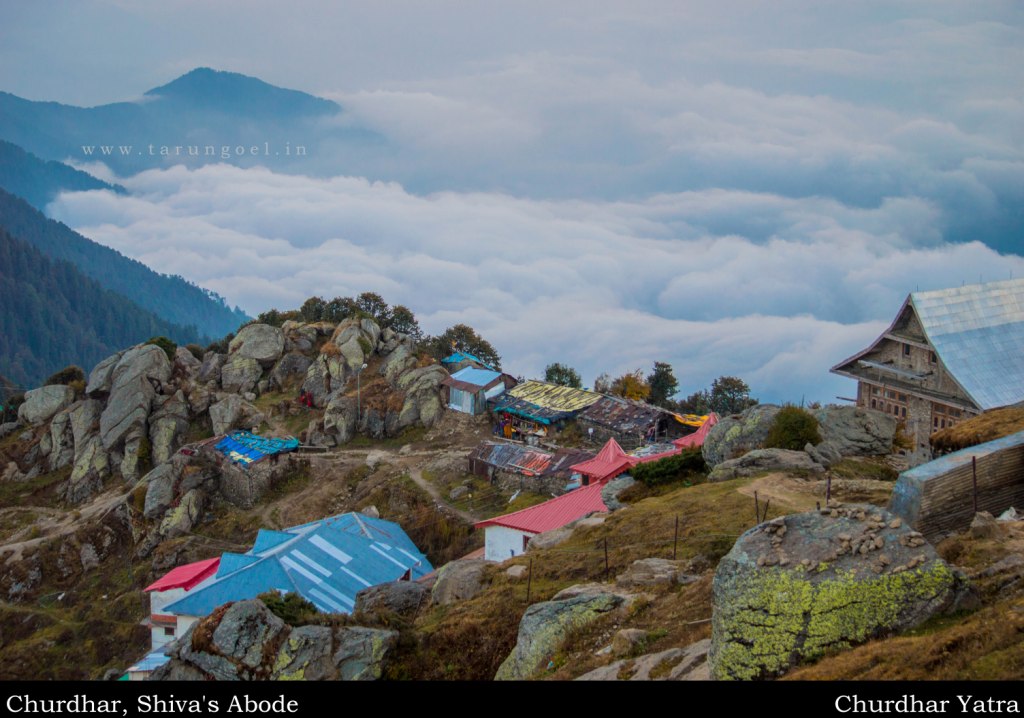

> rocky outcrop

[
  {"left": 709, "top": 504, "right": 973, "bottom": 680},
  {"left": 321, "top": 395, "right": 357, "bottom": 445},
  {"left": 98, "top": 345, "right": 171, "bottom": 480},
  {"left": 616, "top": 558, "right": 698, "bottom": 588},
  {"left": 496, "top": 590, "right": 625, "bottom": 680},
  {"left": 331, "top": 319, "right": 378, "bottom": 373},
  {"left": 577, "top": 639, "right": 711, "bottom": 681},
  {"left": 198, "top": 352, "right": 226, "bottom": 385},
  {"left": 269, "top": 353, "right": 313, "bottom": 391},
  {"left": 282, "top": 321, "right": 318, "bottom": 354},
  {"left": 355, "top": 581, "right": 428, "bottom": 617},
  {"left": 158, "top": 488, "right": 204, "bottom": 539},
  {"left": 18, "top": 385, "right": 75, "bottom": 425},
  {"left": 220, "top": 356, "right": 263, "bottom": 395},
  {"left": 67, "top": 435, "right": 109, "bottom": 503},
  {"left": 431, "top": 559, "right": 489, "bottom": 605},
  {"left": 380, "top": 344, "right": 416, "bottom": 383},
  {"left": 812, "top": 405, "right": 897, "bottom": 457},
  {"left": 708, "top": 448, "right": 826, "bottom": 481},
  {"left": 149, "top": 391, "right": 189, "bottom": 465},
  {"left": 142, "top": 463, "right": 178, "bottom": 519},
  {"left": 209, "top": 395, "right": 265, "bottom": 436},
  {"left": 395, "top": 365, "right": 446, "bottom": 430},
  {"left": 152, "top": 600, "right": 399, "bottom": 681},
  {"left": 229, "top": 324, "right": 286, "bottom": 368},
  {"left": 702, "top": 404, "right": 781, "bottom": 467},
  {"left": 301, "top": 355, "right": 340, "bottom": 408}
]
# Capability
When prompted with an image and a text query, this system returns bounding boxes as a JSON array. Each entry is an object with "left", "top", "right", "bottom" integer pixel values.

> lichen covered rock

[
  {"left": 702, "top": 404, "right": 781, "bottom": 467},
  {"left": 709, "top": 504, "right": 972, "bottom": 680},
  {"left": 496, "top": 591, "right": 624, "bottom": 680}
]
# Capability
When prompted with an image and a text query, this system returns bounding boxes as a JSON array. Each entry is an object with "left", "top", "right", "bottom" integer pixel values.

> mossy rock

[{"left": 709, "top": 504, "right": 973, "bottom": 680}]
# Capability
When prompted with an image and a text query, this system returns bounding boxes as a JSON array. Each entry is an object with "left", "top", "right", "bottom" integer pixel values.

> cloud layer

[{"left": 49, "top": 164, "right": 1024, "bottom": 403}]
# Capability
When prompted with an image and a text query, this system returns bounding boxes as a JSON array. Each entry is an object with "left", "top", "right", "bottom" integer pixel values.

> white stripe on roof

[
  {"left": 316, "top": 582, "right": 354, "bottom": 607},
  {"left": 308, "top": 588, "right": 346, "bottom": 613},
  {"left": 371, "top": 544, "right": 410, "bottom": 570},
  {"left": 281, "top": 556, "right": 321, "bottom": 584},
  {"left": 340, "top": 566, "right": 371, "bottom": 587},
  {"left": 306, "top": 595, "right": 332, "bottom": 612},
  {"left": 310, "top": 535, "right": 352, "bottom": 564},
  {"left": 394, "top": 547, "right": 422, "bottom": 565},
  {"left": 290, "top": 550, "right": 331, "bottom": 576}
]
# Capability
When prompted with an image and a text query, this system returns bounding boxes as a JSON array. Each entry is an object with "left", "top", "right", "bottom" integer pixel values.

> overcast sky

[{"left": 5, "top": 1, "right": 1023, "bottom": 402}]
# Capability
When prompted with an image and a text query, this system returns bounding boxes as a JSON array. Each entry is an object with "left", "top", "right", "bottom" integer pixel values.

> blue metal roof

[
  {"left": 442, "top": 351, "right": 495, "bottom": 370},
  {"left": 214, "top": 431, "right": 300, "bottom": 467},
  {"left": 450, "top": 366, "right": 501, "bottom": 388},
  {"left": 164, "top": 513, "right": 432, "bottom": 617},
  {"left": 125, "top": 648, "right": 171, "bottom": 674},
  {"left": 911, "top": 279, "right": 1024, "bottom": 410}
]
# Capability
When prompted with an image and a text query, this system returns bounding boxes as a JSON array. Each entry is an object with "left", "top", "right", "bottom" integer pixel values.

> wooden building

[{"left": 831, "top": 278, "right": 1024, "bottom": 466}]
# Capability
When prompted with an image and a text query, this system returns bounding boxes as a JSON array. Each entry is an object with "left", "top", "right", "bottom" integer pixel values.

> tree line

[{"left": 544, "top": 360, "right": 757, "bottom": 416}]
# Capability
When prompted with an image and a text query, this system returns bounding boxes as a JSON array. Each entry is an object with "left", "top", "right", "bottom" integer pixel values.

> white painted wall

[{"left": 484, "top": 525, "right": 535, "bottom": 562}]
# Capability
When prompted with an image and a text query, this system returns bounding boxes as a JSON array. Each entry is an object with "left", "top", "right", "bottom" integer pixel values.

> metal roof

[
  {"left": 910, "top": 279, "right": 1024, "bottom": 410},
  {"left": 571, "top": 438, "right": 634, "bottom": 482},
  {"left": 441, "top": 351, "right": 495, "bottom": 371},
  {"left": 469, "top": 441, "right": 555, "bottom": 476},
  {"left": 125, "top": 648, "right": 171, "bottom": 675},
  {"left": 449, "top": 366, "right": 502, "bottom": 387},
  {"left": 475, "top": 482, "right": 609, "bottom": 534},
  {"left": 504, "top": 381, "right": 602, "bottom": 413},
  {"left": 163, "top": 513, "right": 432, "bottom": 617},
  {"left": 488, "top": 393, "right": 576, "bottom": 424},
  {"left": 144, "top": 558, "right": 221, "bottom": 593}
]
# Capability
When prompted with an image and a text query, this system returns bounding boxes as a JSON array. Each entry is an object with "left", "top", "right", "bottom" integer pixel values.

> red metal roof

[
  {"left": 144, "top": 557, "right": 220, "bottom": 592},
  {"left": 475, "top": 482, "right": 608, "bottom": 534},
  {"left": 673, "top": 413, "right": 718, "bottom": 449},
  {"left": 570, "top": 438, "right": 635, "bottom": 482}
]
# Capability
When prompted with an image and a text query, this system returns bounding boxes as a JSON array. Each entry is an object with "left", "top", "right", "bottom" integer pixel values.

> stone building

[{"left": 831, "top": 278, "right": 1024, "bottom": 466}]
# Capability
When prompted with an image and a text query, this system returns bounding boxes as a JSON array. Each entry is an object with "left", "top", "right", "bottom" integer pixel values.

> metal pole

[
  {"left": 972, "top": 456, "right": 978, "bottom": 514},
  {"left": 754, "top": 491, "right": 759, "bottom": 524},
  {"left": 673, "top": 515, "right": 679, "bottom": 560},
  {"left": 826, "top": 475, "right": 832, "bottom": 506}
]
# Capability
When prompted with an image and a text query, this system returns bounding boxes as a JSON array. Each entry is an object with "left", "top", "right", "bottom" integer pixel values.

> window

[
  {"left": 871, "top": 399, "right": 877, "bottom": 408},
  {"left": 901, "top": 407, "right": 907, "bottom": 418},
  {"left": 903, "top": 344, "right": 911, "bottom": 357},
  {"left": 163, "top": 627, "right": 175, "bottom": 637},
  {"left": 929, "top": 351, "right": 937, "bottom": 364}
]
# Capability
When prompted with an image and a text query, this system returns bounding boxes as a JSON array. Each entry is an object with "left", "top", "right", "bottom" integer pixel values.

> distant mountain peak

[{"left": 143, "top": 67, "right": 340, "bottom": 116}]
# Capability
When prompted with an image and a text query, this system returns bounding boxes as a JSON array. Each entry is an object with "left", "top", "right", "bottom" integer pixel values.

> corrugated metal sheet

[
  {"left": 911, "top": 279, "right": 1024, "bottom": 410},
  {"left": 475, "top": 482, "right": 609, "bottom": 534},
  {"left": 578, "top": 396, "right": 665, "bottom": 433},
  {"left": 505, "top": 381, "right": 602, "bottom": 413},
  {"left": 448, "top": 366, "right": 502, "bottom": 388},
  {"left": 571, "top": 438, "right": 634, "bottom": 482},
  {"left": 164, "top": 513, "right": 432, "bottom": 617},
  {"left": 542, "top": 447, "right": 596, "bottom": 479},
  {"left": 673, "top": 413, "right": 718, "bottom": 449},
  {"left": 125, "top": 648, "right": 171, "bottom": 674},
  {"left": 144, "top": 558, "right": 221, "bottom": 592},
  {"left": 890, "top": 430, "right": 1024, "bottom": 539},
  {"left": 214, "top": 431, "right": 299, "bottom": 467},
  {"left": 468, "top": 441, "right": 554, "bottom": 476},
  {"left": 488, "top": 393, "right": 575, "bottom": 424}
]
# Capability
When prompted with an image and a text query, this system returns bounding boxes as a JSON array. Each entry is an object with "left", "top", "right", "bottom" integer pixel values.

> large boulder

[
  {"left": 209, "top": 394, "right": 265, "bottom": 436},
  {"left": 331, "top": 318, "right": 380, "bottom": 373},
  {"left": 702, "top": 404, "right": 781, "bottom": 467},
  {"left": 228, "top": 324, "right": 286, "bottom": 368},
  {"left": 355, "top": 581, "right": 429, "bottom": 617},
  {"left": 576, "top": 639, "right": 711, "bottom": 681},
  {"left": 173, "top": 346, "right": 202, "bottom": 376},
  {"left": 18, "top": 385, "right": 75, "bottom": 425},
  {"left": 212, "top": 599, "right": 288, "bottom": 669},
  {"left": 496, "top": 591, "right": 624, "bottom": 680},
  {"left": 332, "top": 626, "right": 399, "bottom": 681},
  {"left": 269, "top": 353, "right": 313, "bottom": 391},
  {"left": 431, "top": 559, "right": 489, "bottom": 606},
  {"left": 142, "top": 462, "right": 178, "bottom": 519},
  {"left": 282, "top": 321, "right": 318, "bottom": 354},
  {"left": 707, "top": 448, "right": 826, "bottom": 481},
  {"left": 66, "top": 436, "right": 109, "bottom": 503},
  {"left": 395, "top": 365, "right": 447, "bottom": 430},
  {"left": 302, "top": 355, "right": 342, "bottom": 408},
  {"left": 322, "top": 395, "right": 357, "bottom": 444},
  {"left": 812, "top": 405, "right": 898, "bottom": 457},
  {"left": 616, "top": 558, "right": 697, "bottom": 588},
  {"left": 86, "top": 350, "right": 125, "bottom": 395},
  {"left": 158, "top": 488, "right": 204, "bottom": 538},
  {"left": 198, "top": 352, "right": 226, "bottom": 385},
  {"left": 149, "top": 391, "right": 190, "bottom": 465},
  {"left": 380, "top": 344, "right": 416, "bottom": 383},
  {"left": 99, "top": 344, "right": 171, "bottom": 452},
  {"left": 220, "top": 356, "right": 263, "bottom": 395},
  {"left": 271, "top": 625, "right": 334, "bottom": 680},
  {"left": 709, "top": 504, "right": 973, "bottom": 680}
]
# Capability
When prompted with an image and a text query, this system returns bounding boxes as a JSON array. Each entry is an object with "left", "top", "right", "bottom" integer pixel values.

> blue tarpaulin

[{"left": 214, "top": 431, "right": 299, "bottom": 466}]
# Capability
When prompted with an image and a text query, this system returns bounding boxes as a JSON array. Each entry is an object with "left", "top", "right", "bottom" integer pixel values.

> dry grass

[{"left": 932, "top": 406, "right": 1024, "bottom": 453}]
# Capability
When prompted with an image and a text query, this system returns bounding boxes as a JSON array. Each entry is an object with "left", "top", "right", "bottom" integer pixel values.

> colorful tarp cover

[
  {"left": 214, "top": 431, "right": 299, "bottom": 466},
  {"left": 442, "top": 351, "right": 496, "bottom": 371},
  {"left": 673, "top": 413, "right": 718, "bottom": 449}
]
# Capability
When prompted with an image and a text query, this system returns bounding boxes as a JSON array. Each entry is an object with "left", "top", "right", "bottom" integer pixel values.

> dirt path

[
  {"left": 406, "top": 466, "right": 479, "bottom": 524},
  {"left": 0, "top": 486, "right": 131, "bottom": 564}
]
